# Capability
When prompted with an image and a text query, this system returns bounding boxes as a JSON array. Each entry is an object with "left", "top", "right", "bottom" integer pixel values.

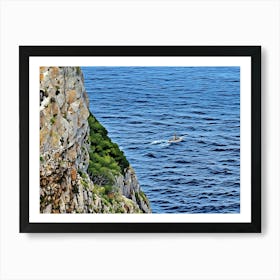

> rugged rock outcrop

[{"left": 40, "top": 67, "right": 151, "bottom": 213}]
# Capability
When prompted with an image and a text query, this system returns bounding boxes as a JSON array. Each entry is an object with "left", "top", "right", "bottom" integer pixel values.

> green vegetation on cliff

[{"left": 87, "top": 112, "right": 129, "bottom": 186}]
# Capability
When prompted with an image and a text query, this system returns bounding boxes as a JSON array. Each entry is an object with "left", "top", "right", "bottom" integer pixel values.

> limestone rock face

[
  {"left": 116, "top": 167, "right": 151, "bottom": 213},
  {"left": 40, "top": 67, "right": 151, "bottom": 214}
]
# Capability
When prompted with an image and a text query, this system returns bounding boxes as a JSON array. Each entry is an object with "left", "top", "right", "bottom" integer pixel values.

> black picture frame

[{"left": 20, "top": 46, "right": 261, "bottom": 233}]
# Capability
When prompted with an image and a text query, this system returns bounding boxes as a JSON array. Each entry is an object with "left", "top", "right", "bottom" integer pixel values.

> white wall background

[{"left": 0, "top": 0, "right": 279, "bottom": 279}]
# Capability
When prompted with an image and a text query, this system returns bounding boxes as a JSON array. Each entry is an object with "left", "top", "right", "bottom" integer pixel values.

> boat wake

[
  {"left": 151, "top": 139, "right": 166, "bottom": 145},
  {"left": 150, "top": 139, "right": 171, "bottom": 147}
]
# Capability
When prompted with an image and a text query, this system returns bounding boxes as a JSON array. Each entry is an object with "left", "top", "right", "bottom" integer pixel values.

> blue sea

[{"left": 82, "top": 67, "right": 240, "bottom": 214}]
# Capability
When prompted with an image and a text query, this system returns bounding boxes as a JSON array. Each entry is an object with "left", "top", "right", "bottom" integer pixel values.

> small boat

[{"left": 168, "top": 134, "right": 184, "bottom": 143}]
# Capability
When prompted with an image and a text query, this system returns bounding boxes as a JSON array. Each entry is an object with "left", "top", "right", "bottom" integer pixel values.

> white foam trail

[
  {"left": 151, "top": 139, "right": 167, "bottom": 145},
  {"left": 151, "top": 136, "right": 185, "bottom": 146}
]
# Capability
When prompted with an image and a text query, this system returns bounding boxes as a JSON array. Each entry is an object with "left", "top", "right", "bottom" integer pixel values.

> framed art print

[{"left": 19, "top": 46, "right": 261, "bottom": 233}]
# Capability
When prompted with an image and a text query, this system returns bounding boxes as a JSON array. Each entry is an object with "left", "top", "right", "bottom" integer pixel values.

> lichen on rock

[{"left": 40, "top": 66, "right": 151, "bottom": 214}]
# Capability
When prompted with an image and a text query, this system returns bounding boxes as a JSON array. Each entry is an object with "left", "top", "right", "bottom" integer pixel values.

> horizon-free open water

[{"left": 82, "top": 66, "right": 240, "bottom": 213}]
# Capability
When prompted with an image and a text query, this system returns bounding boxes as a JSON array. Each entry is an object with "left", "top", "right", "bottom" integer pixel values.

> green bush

[
  {"left": 104, "top": 185, "right": 114, "bottom": 195},
  {"left": 76, "top": 67, "right": 81, "bottom": 75},
  {"left": 87, "top": 112, "right": 129, "bottom": 186},
  {"left": 50, "top": 116, "right": 56, "bottom": 125}
]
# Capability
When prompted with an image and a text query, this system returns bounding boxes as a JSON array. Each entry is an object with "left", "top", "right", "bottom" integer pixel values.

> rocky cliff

[{"left": 40, "top": 67, "right": 151, "bottom": 213}]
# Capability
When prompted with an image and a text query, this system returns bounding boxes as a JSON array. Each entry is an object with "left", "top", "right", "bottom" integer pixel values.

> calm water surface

[{"left": 82, "top": 67, "right": 240, "bottom": 213}]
